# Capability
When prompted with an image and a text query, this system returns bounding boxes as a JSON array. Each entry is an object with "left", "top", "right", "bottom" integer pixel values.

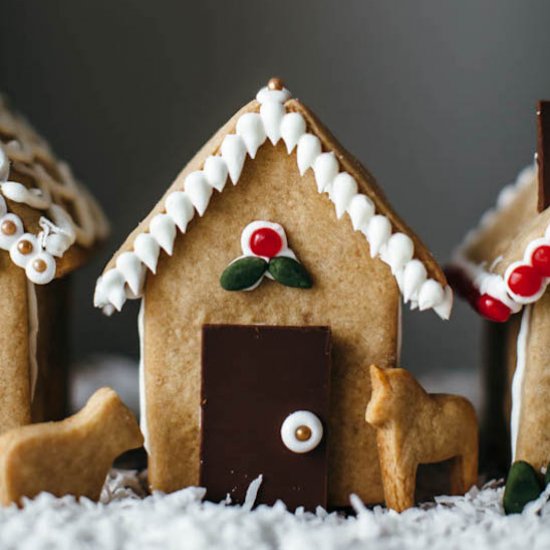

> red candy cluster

[
  {"left": 445, "top": 266, "right": 512, "bottom": 323},
  {"left": 249, "top": 227, "right": 283, "bottom": 258},
  {"left": 506, "top": 245, "right": 550, "bottom": 298}
]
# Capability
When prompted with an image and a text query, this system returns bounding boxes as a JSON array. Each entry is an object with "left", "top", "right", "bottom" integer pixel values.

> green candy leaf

[
  {"left": 268, "top": 256, "right": 313, "bottom": 289},
  {"left": 220, "top": 256, "right": 267, "bottom": 291},
  {"left": 503, "top": 460, "right": 543, "bottom": 514}
]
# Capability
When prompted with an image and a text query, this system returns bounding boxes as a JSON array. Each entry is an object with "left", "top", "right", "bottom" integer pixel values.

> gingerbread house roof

[
  {"left": 94, "top": 81, "right": 452, "bottom": 319},
  {"left": 447, "top": 164, "right": 550, "bottom": 320},
  {"left": 0, "top": 95, "right": 109, "bottom": 285}
]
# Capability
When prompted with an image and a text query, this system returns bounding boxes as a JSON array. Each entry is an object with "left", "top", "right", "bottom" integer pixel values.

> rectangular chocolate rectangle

[{"left": 200, "top": 324, "right": 331, "bottom": 510}]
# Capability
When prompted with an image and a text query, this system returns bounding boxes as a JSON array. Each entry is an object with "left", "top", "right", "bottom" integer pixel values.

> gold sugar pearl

[
  {"left": 267, "top": 77, "right": 284, "bottom": 91},
  {"left": 1, "top": 220, "right": 16, "bottom": 236},
  {"left": 295, "top": 425, "right": 312, "bottom": 442},
  {"left": 32, "top": 259, "right": 47, "bottom": 273},
  {"left": 17, "top": 240, "right": 33, "bottom": 255}
]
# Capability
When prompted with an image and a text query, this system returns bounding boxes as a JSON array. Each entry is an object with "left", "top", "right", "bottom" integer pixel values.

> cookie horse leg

[
  {"left": 377, "top": 432, "right": 417, "bottom": 512},
  {"left": 450, "top": 429, "right": 479, "bottom": 495}
]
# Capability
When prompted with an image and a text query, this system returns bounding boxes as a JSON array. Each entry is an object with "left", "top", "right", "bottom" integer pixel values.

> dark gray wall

[{"left": 1, "top": 0, "right": 549, "bottom": 375}]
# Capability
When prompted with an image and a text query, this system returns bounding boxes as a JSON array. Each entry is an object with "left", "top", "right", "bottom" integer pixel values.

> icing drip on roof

[{"left": 94, "top": 85, "right": 452, "bottom": 319}]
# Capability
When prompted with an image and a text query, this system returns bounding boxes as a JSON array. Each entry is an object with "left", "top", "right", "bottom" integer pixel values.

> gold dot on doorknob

[{"left": 295, "top": 425, "right": 312, "bottom": 441}]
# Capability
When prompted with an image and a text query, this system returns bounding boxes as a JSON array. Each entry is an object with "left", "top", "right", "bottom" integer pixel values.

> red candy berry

[
  {"left": 476, "top": 294, "right": 512, "bottom": 323},
  {"left": 531, "top": 245, "right": 550, "bottom": 277},
  {"left": 250, "top": 227, "right": 282, "bottom": 258},
  {"left": 507, "top": 265, "right": 543, "bottom": 297}
]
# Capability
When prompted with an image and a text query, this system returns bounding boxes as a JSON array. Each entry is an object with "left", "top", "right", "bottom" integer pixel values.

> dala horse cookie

[
  {"left": 366, "top": 365, "right": 478, "bottom": 512},
  {"left": 0, "top": 387, "right": 143, "bottom": 506}
]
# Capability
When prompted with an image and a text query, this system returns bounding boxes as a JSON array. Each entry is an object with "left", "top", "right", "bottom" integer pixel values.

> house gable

[{"left": 95, "top": 83, "right": 451, "bottom": 320}]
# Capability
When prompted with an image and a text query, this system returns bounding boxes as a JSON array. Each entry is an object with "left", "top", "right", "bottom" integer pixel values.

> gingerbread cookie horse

[
  {"left": 366, "top": 365, "right": 478, "bottom": 512},
  {"left": 0, "top": 388, "right": 143, "bottom": 506}
]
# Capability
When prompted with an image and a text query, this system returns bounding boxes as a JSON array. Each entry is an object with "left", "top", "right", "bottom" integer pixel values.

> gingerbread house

[
  {"left": 0, "top": 95, "right": 108, "bottom": 432},
  {"left": 447, "top": 101, "right": 550, "bottom": 475},
  {"left": 94, "top": 79, "right": 452, "bottom": 509}
]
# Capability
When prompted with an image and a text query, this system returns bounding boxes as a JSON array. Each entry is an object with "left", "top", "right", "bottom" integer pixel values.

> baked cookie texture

[
  {"left": 0, "top": 95, "right": 108, "bottom": 432},
  {"left": 366, "top": 365, "right": 478, "bottom": 512},
  {"left": 448, "top": 101, "right": 550, "bottom": 474},
  {"left": 0, "top": 387, "right": 143, "bottom": 506},
  {"left": 95, "top": 80, "right": 450, "bottom": 507}
]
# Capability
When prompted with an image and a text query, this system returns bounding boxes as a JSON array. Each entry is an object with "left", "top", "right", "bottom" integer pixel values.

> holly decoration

[
  {"left": 250, "top": 227, "right": 283, "bottom": 258},
  {"left": 268, "top": 256, "right": 313, "bottom": 288},
  {"left": 503, "top": 460, "right": 544, "bottom": 514},
  {"left": 446, "top": 267, "right": 512, "bottom": 323},
  {"left": 476, "top": 294, "right": 512, "bottom": 323},
  {"left": 531, "top": 245, "right": 550, "bottom": 277},
  {"left": 220, "top": 257, "right": 268, "bottom": 291},
  {"left": 507, "top": 265, "right": 543, "bottom": 298},
  {"left": 220, "top": 221, "right": 313, "bottom": 292}
]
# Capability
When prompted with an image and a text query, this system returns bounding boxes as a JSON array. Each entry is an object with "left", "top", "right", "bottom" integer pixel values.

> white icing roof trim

[
  {"left": 95, "top": 86, "right": 452, "bottom": 319},
  {"left": 449, "top": 164, "right": 537, "bottom": 313}
]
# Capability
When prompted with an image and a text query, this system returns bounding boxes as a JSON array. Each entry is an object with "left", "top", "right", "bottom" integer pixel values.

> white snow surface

[{"left": 2, "top": 471, "right": 550, "bottom": 550}]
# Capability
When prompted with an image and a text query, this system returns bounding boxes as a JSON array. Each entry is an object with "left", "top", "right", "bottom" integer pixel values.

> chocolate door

[{"left": 200, "top": 324, "right": 331, "bottom": 510}]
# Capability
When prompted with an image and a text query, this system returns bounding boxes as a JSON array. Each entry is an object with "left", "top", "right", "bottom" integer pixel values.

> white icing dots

[
  {"left": 96, "top": 269, "right": 127, "bottom": 311},
  {"left": 0, "top": 213, "right": 24, "bottom": 249},
  {"left": 10, "top": 233, "right": 39, "bottom": 268},
  {"left": 93, "top": 83, "right": 452, "bottom": 319},
  {"left": 297, "top": 134, "right": 321, "bottom": 176},
  {"left": 385, "top": 233, "right": 414, "bottom": 274},
  {"left": 221, "top": 135, "right": 247, "bottom": 184},
  {"left": 281, "top": 112, "right": 306, "bottom": 154},
  {"left": 236, "top": 113, "right": 266, "bottom": 159},
  {"left": 331, "top": 173, "right": 358, "bottom": 219},
  {"left": 403, "top": 259, "right": 427, "bottom": 303},
  {"left": 313, "top": 152, "right": 339, "bottom": 194},
  {"left": 150, "top": 214, "right": 177, "bottom": 255},
  {"left": 418, "top": 279, "right": 446, "bottom": 311},
  {"left": 348, "top": 194, "right": 375, "bottom": 232},
  {"left": 25, "top": 252, "right": 55, "bottom": 285},
  {"left": 116, "top": 252, "right": 145, "bottom": 296},
  {"left": 165, "top": 192, "right": 194, "bottom": 233},
  {"left": 256, "top": 86, "right": 291, "bottom": 105},
  {"left": 260, "top": 101, "right": 285, "bottom": 145},
  {"left": 367, "top": 215, "right": 392, "bottom": 257},
  {"left": 203, "top": 156, "right": 228, "bottom": 193},
  {"left": 184, "top": 172, "right": 212, "bottom": 217},
  {"left": 133, "top": 234, "right": 160, "bottom": 273},
  {"left": 280, "top": 410, "right": 323, "bottom": 454}
]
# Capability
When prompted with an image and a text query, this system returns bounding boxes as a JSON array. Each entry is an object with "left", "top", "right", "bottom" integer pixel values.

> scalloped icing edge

[{"left": 94, "top": 86, "right": 452, "bottom": 320}]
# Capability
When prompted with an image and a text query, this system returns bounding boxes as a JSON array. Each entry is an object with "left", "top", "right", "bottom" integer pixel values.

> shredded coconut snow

[{"left": 0, "top": 471, "right": 549, "bottom": 550}]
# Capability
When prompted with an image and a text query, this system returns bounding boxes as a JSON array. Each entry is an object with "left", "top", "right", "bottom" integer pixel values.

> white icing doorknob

[{"left": 280, "top": 410, "right": 323, "bottom": 454}]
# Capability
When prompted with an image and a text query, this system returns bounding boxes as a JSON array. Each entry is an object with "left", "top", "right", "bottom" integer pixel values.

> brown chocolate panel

[
  {"left": 200, "top": 324, "right": 331, "bottom": 510},
  {"left": 537, "top": 100, "right": 550, "bottom": 212}
]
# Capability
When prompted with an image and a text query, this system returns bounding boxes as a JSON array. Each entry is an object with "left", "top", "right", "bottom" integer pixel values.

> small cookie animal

[
  {"left": 0, "top": 387, "right": 143, "bottom": 506},
  {"left": 366, "top": 365, "right": 478, "bottom": 512}
]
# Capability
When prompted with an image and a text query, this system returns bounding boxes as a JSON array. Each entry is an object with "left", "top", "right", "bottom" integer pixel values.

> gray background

[{"left": 0, "top": 0, "right": 547, "bottom": 381}]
